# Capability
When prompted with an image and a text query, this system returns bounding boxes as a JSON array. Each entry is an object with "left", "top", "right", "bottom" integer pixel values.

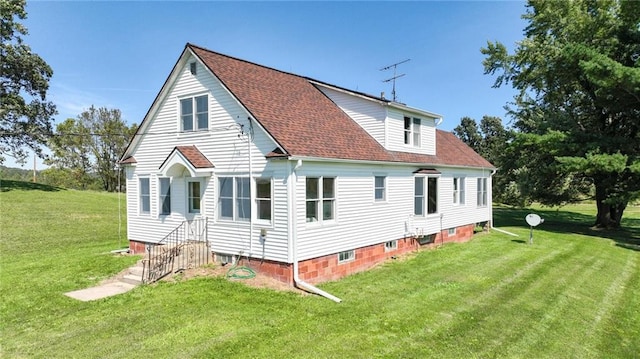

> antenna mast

[{"left": 381, "top": 59, "right": 410, "bottom": 102}]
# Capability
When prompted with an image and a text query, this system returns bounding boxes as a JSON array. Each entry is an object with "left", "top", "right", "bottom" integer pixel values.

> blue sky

[{"left": 13, "top": 1, "right": 527, "bottom": 169}]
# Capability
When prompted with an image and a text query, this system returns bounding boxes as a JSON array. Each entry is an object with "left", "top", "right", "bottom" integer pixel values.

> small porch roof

[{"left": 159, "top": 145, "right": 214, "bottom": 177}]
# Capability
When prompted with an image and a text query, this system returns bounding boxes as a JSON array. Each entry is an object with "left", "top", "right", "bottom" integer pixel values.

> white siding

[
  {"left": 318, "top": 87, "right": 387, "bottom": 146},
  {"left": 126, "top": 55, "right": 291, "bottom": 263},
  {"left": 385, "top": 108, "right": 437, "bottom": 155},
  {"left": 126, "top": 52, "right": 492, "bottom": 266},
  {"left": 293, "top": 161, "right": 493, "bottom": 261}
]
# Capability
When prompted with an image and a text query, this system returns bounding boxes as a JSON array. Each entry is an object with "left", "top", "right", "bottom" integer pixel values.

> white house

[{"left": 120, "top": 43, "right": 495, "bottom": 294}]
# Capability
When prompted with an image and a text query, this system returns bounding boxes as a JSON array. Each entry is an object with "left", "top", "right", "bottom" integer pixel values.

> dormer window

[
  {"left": 180, "top": 95, "right": 208, "bottom": 132},
  {"left": 404, "top": 116, "right": 421, "bottom": 147}
]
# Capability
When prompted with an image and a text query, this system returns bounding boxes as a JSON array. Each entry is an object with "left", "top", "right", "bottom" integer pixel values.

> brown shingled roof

[
  {"left": 190, "top": 44, "right": 392, "bottom": 162},
  {"left": 159, "top": 146, "right": 214, "bottom": 170},
  {"left": 119, "top": 156, "right": 137, "bottom": 165},
  {"left": 389, "top": 131, "right": 494, "bottom": 168},
  {"left": 188, "top": 43, "right": 493, "bottom": 169}
]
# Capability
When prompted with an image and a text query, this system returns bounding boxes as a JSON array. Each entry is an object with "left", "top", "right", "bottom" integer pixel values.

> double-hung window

[
  {"left": 414, "top": 176, "right": 438, "bottom": 216},
  {"left": 139, "top": 178, "right": 150, "bottom": 214},
  {"left": 236, "top": 178, "right": 250, "bottom": 220},
  {"left": 404, "top": 116, "right": 421, "bottom": 147},
  {"left": 374, "top": 176, "right": 386, "bottom": 201},
  {"left": 414, "top": 177, "right": 425, "bottom": 216},
  {"left": 306, "top": 177, "right": 335, "bottom": 223},
  {"left": 256, "top": 178, "right": 272, "bottom": 222},
  {"left": 180, "top": 95, "right": 208, "bottom": 132},
  {"left": 159, "top": 178, "right": 171, "bottom": 215},
  {"left": 453, "top": 177, "right": 465, "bottom": 205},
  {"left": 218, "top": 177, "right": 251, "bottom": 221},
  {"left": 188, "top": 180, "right": 202, "bottom": 214},
  {"left": 477, "top": 178, "right": 488, "bottom": 207}
]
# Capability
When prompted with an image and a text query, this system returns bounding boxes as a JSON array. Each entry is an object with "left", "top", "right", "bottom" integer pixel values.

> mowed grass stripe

[
  {"left": 595, "top": 253, "right": 640, "bottom": 357},
  {"left": 492, "top": 246, "right": 607, "bottom": 357},
  {"left": 411, "top": 241, "right": 584, "bottom": 357},
  {"left": 374, "top": 238, "right": 579, "bottom": 357},
  {"left": 578, "top": 252, "right": 638, "bottom": 358}
]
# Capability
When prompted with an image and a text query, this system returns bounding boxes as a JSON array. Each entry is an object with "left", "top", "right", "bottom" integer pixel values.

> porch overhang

[{"left": 159, "top": 145, "right": 214, "bottom": 177}]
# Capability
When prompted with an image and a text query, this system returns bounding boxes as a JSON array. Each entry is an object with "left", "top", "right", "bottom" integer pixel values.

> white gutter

[
  {"left": 248, "top": 120, "right": 253, "bottom": 256},
  {"left": 285, "top": 155, "right": 496, "bottom": 172},
  {"left": 289, "top": 159, "right": 342, "bottom": 303}
]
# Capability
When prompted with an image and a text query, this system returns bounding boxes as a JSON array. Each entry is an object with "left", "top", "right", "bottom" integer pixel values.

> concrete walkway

[
  {"left": 65, "top": 259, "right": 144, "bottom": 301},
  {"left": 65, "top": 281, "right": 137, "bottom": 301}
]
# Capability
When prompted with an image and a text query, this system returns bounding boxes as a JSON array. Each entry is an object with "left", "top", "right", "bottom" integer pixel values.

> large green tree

[
  {"left": 454, "top": 116, "right": 513, "bottom": 204},
  {"left": 0, "top": 0, "right": 56, "bottom": 164},
  {"left": 46, "top": 118, "right": 95, "bottom": 189},
  {"left": 482, "top": 0, "right": 640, "bottom": 227},
  {"left": 47, "top": 106, "right": 137, "bottom": 192}
]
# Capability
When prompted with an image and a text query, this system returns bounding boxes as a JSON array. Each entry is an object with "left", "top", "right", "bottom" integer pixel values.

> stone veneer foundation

[{"left": 129, "top": 223, "right": 478, "bottom": 285}]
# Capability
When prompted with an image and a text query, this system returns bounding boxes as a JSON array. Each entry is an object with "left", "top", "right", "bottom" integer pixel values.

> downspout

[
  {"left": 489, "top": 168, "right": 497, "bottom": 229},
  {"left": 248, "top": 119, "right": 253, "bottom": 256},
  {"left": 290, "top": 159, "right": 342, "bottom": 303}
]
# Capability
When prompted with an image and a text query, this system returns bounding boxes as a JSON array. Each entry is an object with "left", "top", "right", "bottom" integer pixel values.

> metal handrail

[{"left": 141, "top": 218, "right": 209, "bottom": 283}]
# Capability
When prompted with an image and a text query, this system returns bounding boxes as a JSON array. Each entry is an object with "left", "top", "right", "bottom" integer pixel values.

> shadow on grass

[
  {"left": 511, "top": 239, "right": 527, "bottom": 244},
  {"left": 0, "top": 179, "right": 63, "bottom": 192},
  {"left": 494, "top": 205, "right": 640, "bottom": 249}
]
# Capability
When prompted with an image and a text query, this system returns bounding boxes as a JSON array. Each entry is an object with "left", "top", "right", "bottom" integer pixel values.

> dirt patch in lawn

[{"left": 162, "top": 264, "right": 308, "bottom": 295}]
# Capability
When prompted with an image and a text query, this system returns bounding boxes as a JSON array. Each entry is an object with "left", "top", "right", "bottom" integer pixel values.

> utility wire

[{"left": 0, "top": 125, "right": 242, "bottom": 138}]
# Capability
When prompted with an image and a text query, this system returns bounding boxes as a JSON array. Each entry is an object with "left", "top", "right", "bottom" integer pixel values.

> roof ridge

[
  {"left": 187, "top": 43, "right": 309, "bottom": 82},
  {"left": 187, "top": 43, "right": 390, "bottom": 105}
]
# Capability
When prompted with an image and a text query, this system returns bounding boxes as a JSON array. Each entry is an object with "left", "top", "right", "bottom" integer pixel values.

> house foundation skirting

[
  {"left": 129, "top": 240, "right": 147, "bottom": 254},
  {"left": 128, "top": 223, "right": 477, "bottom": 285}
]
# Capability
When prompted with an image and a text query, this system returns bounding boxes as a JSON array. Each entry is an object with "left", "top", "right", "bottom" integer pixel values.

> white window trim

[
  {"left": 158, "top": 177, "right": 172, "bottom": 216},
  {"left": 373, "top": 175, "right": 387, "bottom": 203},
  {"left": 477, "top": 177, "right": 488, "bottom": 208},
  {"left": 177, "top": 93, "right": 209, "bottom": 133},
  {"left": 384, "top": 240, "right": 398, "bottom": 252},
  {"left": 338, "top": 250, "right": 355, "bottom": 264},
  {"left": 414, "top": 175, "right": 439, "bottom": 217},
  {"left": 305, "top": 176, "right": 337, "bottom": 226},
  {"left": 138, "top": 176, "right": 151, "bottom": 216},
  {"left": 217, "top": 176, "right": 252, "bottom": 223},
  {"left": 255, "top": 177, "right": 273, "bottom": 225},
  {"left": 453, "top": 177, "right": 466, "bottom": 206},
  {"left": 404, "top": 116, "right": 422, "bottom": 147},
  {"left": 187, "top": 178, "right": 204, "bottom": 216}
]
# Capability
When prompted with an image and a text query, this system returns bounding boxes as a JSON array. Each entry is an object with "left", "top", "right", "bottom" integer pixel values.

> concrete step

[
  {"left": 121, "top": 274, "right": 143, "bottom": 285},
  {"left": 129, "top": 265, "right": 144, "bottom": 277}
]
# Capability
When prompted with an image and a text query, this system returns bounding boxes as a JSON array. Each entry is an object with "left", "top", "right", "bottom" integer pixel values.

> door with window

[{"left": 187, "top": 178, "right": 204, "bottom": 218}]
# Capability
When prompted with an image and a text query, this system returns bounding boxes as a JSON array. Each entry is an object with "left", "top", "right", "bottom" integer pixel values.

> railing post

[{"left": 142, "top": 218, "right": 209, "bottom": 284}]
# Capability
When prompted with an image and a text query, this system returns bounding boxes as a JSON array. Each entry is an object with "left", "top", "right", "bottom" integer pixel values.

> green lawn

[{"left": 1, "top": 179, "right": 639, "bottom": 358}]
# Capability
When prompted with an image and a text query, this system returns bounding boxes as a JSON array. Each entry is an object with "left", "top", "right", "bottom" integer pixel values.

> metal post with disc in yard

[{"left": 525, "top": 213, "right": 544, "bottom": 244}]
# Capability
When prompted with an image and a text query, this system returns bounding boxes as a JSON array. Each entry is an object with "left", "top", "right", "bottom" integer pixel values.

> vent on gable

[{"left": 190, "top": 62, "right": 197, "bottom": 75}]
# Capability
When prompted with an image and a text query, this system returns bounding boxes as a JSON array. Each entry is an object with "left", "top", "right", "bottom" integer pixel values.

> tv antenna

[{"left": 381, "top": 59, "right": 410, "bottom": 102}]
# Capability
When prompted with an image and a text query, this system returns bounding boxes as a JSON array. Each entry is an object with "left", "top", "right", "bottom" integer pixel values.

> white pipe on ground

[
  {"left": 289, "top": 159, "right": 342, "bottom": 303},
  {"left": 492, "top": 227, "right": 519, "bottom": 237}
]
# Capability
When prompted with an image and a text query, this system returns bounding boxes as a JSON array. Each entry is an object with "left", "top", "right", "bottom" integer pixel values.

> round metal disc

[{"left": 525, "top": 213, "right": 542, "bottom": 227}]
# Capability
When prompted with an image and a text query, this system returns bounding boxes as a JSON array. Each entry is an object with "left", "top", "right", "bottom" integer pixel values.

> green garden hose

[{"left": 225, "top": 261, "right": 256, "bottom": 280}]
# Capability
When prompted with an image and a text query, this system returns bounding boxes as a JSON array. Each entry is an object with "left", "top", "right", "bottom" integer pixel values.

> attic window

[
  {"left": 404, "top": 116, "right": 421, "bottom": 147},
  {"left": 190, "top": 62, "right": 197, "bottom": 75},
  {"left": 180, "top": 95, "right": 208, "bottom": 131}
]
